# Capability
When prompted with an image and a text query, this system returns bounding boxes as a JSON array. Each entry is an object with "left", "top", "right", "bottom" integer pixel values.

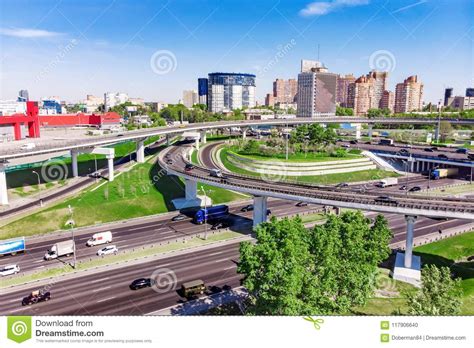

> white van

[
  {"left": 210, "top": 169, "right": 223, "bottom": 178},
  {"left": 86, "top": 231, "right": 112, "bottom": 247}
]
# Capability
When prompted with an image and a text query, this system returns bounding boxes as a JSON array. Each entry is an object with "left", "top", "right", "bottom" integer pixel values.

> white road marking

[
  {"left": 97, "top": 296, "right": 116, "bottom": 303},
  {"left": 91, "top": 277, "right": 109, "bottom": 283},
  {"left": 8, "top": 298, "right": 21, "bottom": 303},
  {"left": 9, "top": 308, "right": 25, "bottom": 313},
  {"left": 208, "top": 251, "right": 223, "bottom": 256},
  {"left": 33, "top": 259, "right": 44, "bottom": 264}
]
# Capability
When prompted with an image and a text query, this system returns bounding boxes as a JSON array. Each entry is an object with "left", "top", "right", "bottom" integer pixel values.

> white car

[
  {"left": 0, "top": 264, "right": 20, "bottom": 276},
  {"left": 97, "top": 245, "right": 118, "bottom": 256}
]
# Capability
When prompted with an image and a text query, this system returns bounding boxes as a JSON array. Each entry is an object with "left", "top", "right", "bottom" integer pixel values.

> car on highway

[
  {"left": 88, "top": 171, "right": 101, "bottom": 178},
  {"left": 437, "top": 154, "right": 449, "bottom": 160},
  {"left": 241, "top": 204, "right": 254, "bottom": 212},
  {"left": 184, "top": 163, "right": 195, "bottom": 172},
  {"left": 181, "top": 279, "right": 206, "bottom": 299},
  {"left": 399, "top": 149, "right": 410, "bottom": 155},
  {"left": 424, "top": 148, "right": 434, "bottom": 152},
  {"left": 166, "top": 159, "right": 173, "bottom": 165},
  {"left": 97, "top": 245, "right": 118, "bottom": 256},
  {"left": 456, "top": 148, "right": 468, "bottom": 154},
  {"left": 364, "top": 141, "right": 372, "bottom": 145},
  {"left": 409, "top": 186, "right": 422, "bottom": 192},
  {"left": 210, "top": 168, "right": 224, "bottom": 178},
  {"left": 129, "top": 278, "right": 155, "bottom": 290},
  {"left": 342, "top": 144, "right": 350, "bottom": 148},
  {"left": 469, "top": 154, "right": 474, "bottom": 161},
  {"left": 349, "top": 140, "right": 358, "bottom": 145},
  {"left": 335, "top": 182, "right": 349, "bottom": 188},
  {"left": 296, "top": 201, "right": 308, "bottom": 207},
  {"left": 172, "top": 214, "right": 187, "bottom": 222},
  {"left": 399, "top": 185, "right": 408, "bottom": 190},
  {"left": 22, "top": 290, "right": 51, "bottom": 306},
  {"left": 374, "top": 196, "right": 398, "bottom": 205},
  {"left": 211, "top": 221, "right": 230, "bottom": 230},
  {"left": 431, "top": 147, "right": 438, "bottom": 151},
  {"left": 0, "top": 264, "right": 20, "bottom": 276}
]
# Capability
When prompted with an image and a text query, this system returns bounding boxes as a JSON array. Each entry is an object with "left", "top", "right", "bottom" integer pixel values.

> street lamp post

[
  {"left": 200, "top": 186, "right": 208, "bottom": 240},
  {"left": 32, "top": 171, "right": 43, "bottom": 207},
  {"left": 68, "top": 205, "right": 77, "bottom": 269},
  {"left": 94, "top": 155, "right": 98, "bottom": 183},
  {"left": 436, "top": 100, "right": 442, "bottom": 143}
]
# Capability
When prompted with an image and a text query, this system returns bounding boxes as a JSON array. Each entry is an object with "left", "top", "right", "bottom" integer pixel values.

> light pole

[
  {"left": 200, "top": 186, "right": 208, "bottom": 240},
  {"left": 436, "top": 100, "right": 442, "bottom": 143},
  {"left": 67, "top": 205, "right": 77, "bottom": 269},
  {"left": 94, "top": 155, "right": 98, "bottom": 183},
  {"left": 32, "top": 171, "right": 43, "bottom": 207}
]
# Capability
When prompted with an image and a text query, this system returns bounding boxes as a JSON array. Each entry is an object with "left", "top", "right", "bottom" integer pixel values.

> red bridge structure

[{"left": 0, "top": 101, "right": 40, "bottom": 140}]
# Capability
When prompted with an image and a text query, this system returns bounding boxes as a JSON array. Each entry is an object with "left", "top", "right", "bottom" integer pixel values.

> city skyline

[{"left": 0, "top": 0, "right": 473, "bottom": 104}]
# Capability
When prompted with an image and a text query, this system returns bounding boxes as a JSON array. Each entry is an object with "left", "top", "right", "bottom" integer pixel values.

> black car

[
  {"left": 184, "top": 163, "right": 195, "bottom": 172},
  {"left": 241, "top": 204, "right": 254, "bottom": 212},
  {"left": 336, "top": 182, "right": 349, "bottom": 188},
  {"left": 399, "top": 185, "right": 408, "bottom": 190},
  {"left": 22, "top": 290, "right": 51, "bottom": 306},
  {"left": 130, "top": 278, "right": 154, "bottom": 290},
  {"left": 409, "top": 186, "right": 421, "bottom": 192},
  {"left": 211, "top": 221, "right": 230, "bottom": 230},
  {"left": 456, "top": 148, "right": 468, "bottom": 154},
  {"left": 399, "top": 149, "right": 410, "bottom": 155},
  {"left": 267, "top": 209, "right": 272, "bottom": 215},
  {"left": 296, "top": 201, "right": 308, "bottom": 207},
  {"left": 438, "top": 154, "right": 449, "bottom": 159},
  {"left": 350, "top": 140, "right": 358, "bottom": 145},
  {"left": 166, "top": 159, "right": 173, "bottom": 165},
  {"left": 365, "top": 141, "right": 372, "bottom": 145},
  {"left": 424, "top": 148, "right": 434, "bottom": 152},
  {"left": 172, "top": 214, "right": 187, "bottom": 222},
  {"left": 375, "top": 196, "right": 398, "bottom": 205}
]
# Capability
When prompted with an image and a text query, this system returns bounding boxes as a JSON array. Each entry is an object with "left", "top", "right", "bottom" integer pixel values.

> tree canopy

[{"left": 238, "top": 212, "right": 392, "bottom": 315}]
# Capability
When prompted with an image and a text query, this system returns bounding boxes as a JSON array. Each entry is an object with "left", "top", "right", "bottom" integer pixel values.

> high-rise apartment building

[
  {"left": 182, "top": 90, "right": 198, "bottom": 108},
  {"left": 380, "top": 90, "right": 395, "bottom": 112},
  {"left": 347, "top": 76, "right": 375, "bottom": 116},
  {"left": 265, "top": 93, "right": 275, "bottom": 107},
  {"left": 297, "top": 63, "right": 337, "bottom": 117},
  {"left": 104, "top": 92, "right": 129, "bottom": 111},
  {"left": 272, "top": 79, "right": 297, "bottom": 104},
  {"left": 466, "top": 88, "right": 474, "bottom": 97},
  {"left": 207, "top": 73, "right": 256, "bottom": 113},
  {"left": 336, "top": 74, "right": 355, "bottom": 107},
  {"left": 394, "top": 75, "right": 424, "bottom": 113},
  {"left": 367, "top": 70, "right": 389, "bottom": 108}
]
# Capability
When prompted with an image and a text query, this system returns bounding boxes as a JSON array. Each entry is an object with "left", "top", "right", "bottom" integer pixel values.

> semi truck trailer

[
  {"left": 0, "top": 237, "right": 26, "bottom": 256},
  {"left": 430, "top": 168, "right": 459, "bottom": 180},
  {"left": 193, "top": 205, "right": 229, "bottom": 224}
]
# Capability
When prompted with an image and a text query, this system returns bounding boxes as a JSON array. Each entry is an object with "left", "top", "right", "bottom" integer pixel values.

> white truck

[
  {"left": 86, "top": 231, "right": 112, "bottom": 247},
  {"left": 377, "top": 177, "right": 398, "bottom": 188},
  {"left": 44, "top": 240, "right": 75, "bottom": 260}
]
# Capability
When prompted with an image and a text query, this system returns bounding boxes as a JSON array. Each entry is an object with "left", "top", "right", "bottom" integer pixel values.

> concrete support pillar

[
  {"left": 0, "top": 163, "right": 9, "bottom": 205},
  {"left": 166, "top": 134, "right": 171, "bottom": 146},
  {"left": 334, "top": 206, "right": 341, "bottom": 215},
  {"left": 404, "top": 215, "right": 417, "bottom": 268},
  {"left": 200, "top": 131, "right": 207, "bottom": 144},
  {"left": 107, "top": 154, "right": 115, "bottom": 182},
  {"left": 71, "top": 150, "right": 79, "bottom": 178},
  {"left": 409, "top": 159, "right": 415, "bottom": 173},
  {"left": 367, "top": 124, "right": 373, "bottom": 139},
  {"left": 252, "top": 196, "right": 268, "bottom": 228},
  {"left": 185, "top": 179, "right": 197, "bottom": 201},
  {"left": 421, "top": 161, "right": 425, "bottom": 172},
  {"left": 136, "top": 140, "right": 145, "bottom": 163},
  {"left": 195, "top": 138, "right": 200, "bottom": 150},
  {"left": 242, "top": 127, "right": 247, "bottom": 140},
  {"left": 355, "top": 123, "right": 361, "bottom": 140},
  {"left": 415, "top": 161, "right": 420, "bottom": 172}
]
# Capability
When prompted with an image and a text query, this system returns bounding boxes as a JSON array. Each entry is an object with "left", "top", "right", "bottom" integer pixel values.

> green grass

[
  {"left": 300, "top": 213, "right": 326, "bottom": 224},
  {"left": 229, "top": 147, "right": 363, "bottom": 162},
  {"left": 0, "top": 231, "right": 243, "bottom": 288},
  {"left": 191, "top": 149, "right": 199, "bottom": 165},
  {"left": 219, "top": 147, "right": 399, "bottom": 185},
  {"left": 0, "top": 158, "right": 244, "bottom": 239}
]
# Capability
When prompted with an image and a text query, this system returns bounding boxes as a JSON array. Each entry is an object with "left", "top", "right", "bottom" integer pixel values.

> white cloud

[
  {"left": 0, "top": 28, "right": 63, "bottom": 38},
  {"left": 300, "top": 0, "right": 370, "bottom": 17}
]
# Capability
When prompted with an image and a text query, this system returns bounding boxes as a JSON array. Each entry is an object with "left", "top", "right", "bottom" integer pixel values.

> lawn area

[
  {"left": 0, "top": 158, "right": 244, "bottom": 239},
  {"left": 355, "top": 232, "right": 474, "bottom": 315},
  {"left": 219, "top": 147, "right": 399, "bottom": 185}
]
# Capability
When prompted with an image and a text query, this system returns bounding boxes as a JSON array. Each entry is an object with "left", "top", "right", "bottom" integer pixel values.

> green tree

[
  {"left": 405, "top": 264, "right": 463, "bottom": 315},
  {"left": 439, "top": 121, "right": 453, "bottom": 142},
  {"left": 238, "top": 212, "right": 392, "bottom": 315}
]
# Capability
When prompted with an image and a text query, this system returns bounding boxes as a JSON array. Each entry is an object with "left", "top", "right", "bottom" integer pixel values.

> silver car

[{"left": 0, "top": 264, "right": 20, "bottom": 276}]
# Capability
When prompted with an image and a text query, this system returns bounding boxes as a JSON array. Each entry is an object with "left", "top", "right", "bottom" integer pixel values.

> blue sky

[{"left": 0, "top": 0, "right": 472, "bottom": 104}]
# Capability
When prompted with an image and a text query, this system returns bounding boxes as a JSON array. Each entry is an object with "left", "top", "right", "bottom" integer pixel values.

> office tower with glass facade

[{"left": 207, "top": 73, "right": 256, "bottom": 112}]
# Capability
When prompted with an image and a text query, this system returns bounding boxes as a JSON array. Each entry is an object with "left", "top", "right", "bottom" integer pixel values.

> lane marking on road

[
  {"left": 33, "top": 259, "right": 44, "bottom": 264},
  {"left": 8, "top": 298, "right": 21, "bottom": 303},
  {"left": 34, "top": 266, "right": 45, "bottom": 269},
  {"left": 223, "top": 266, "right": 236, "bottom": 271},
  {"left": 9, "top": 308, "right": 26, "bottom": 313},
  {"left": 208, "top": 251, "right": 223, "bottom": 256},
  {"left": 91, "top": 277, "right": 110, "bottom": 283},
  {"left": 97, "top": 296, "right": 116, "bottom": 303},
  {"left": 93, "top": 286, "right": 112, "bottom": 292},
  {"left": 214, "top": 258, "right": 231, "bottom": 263}
]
